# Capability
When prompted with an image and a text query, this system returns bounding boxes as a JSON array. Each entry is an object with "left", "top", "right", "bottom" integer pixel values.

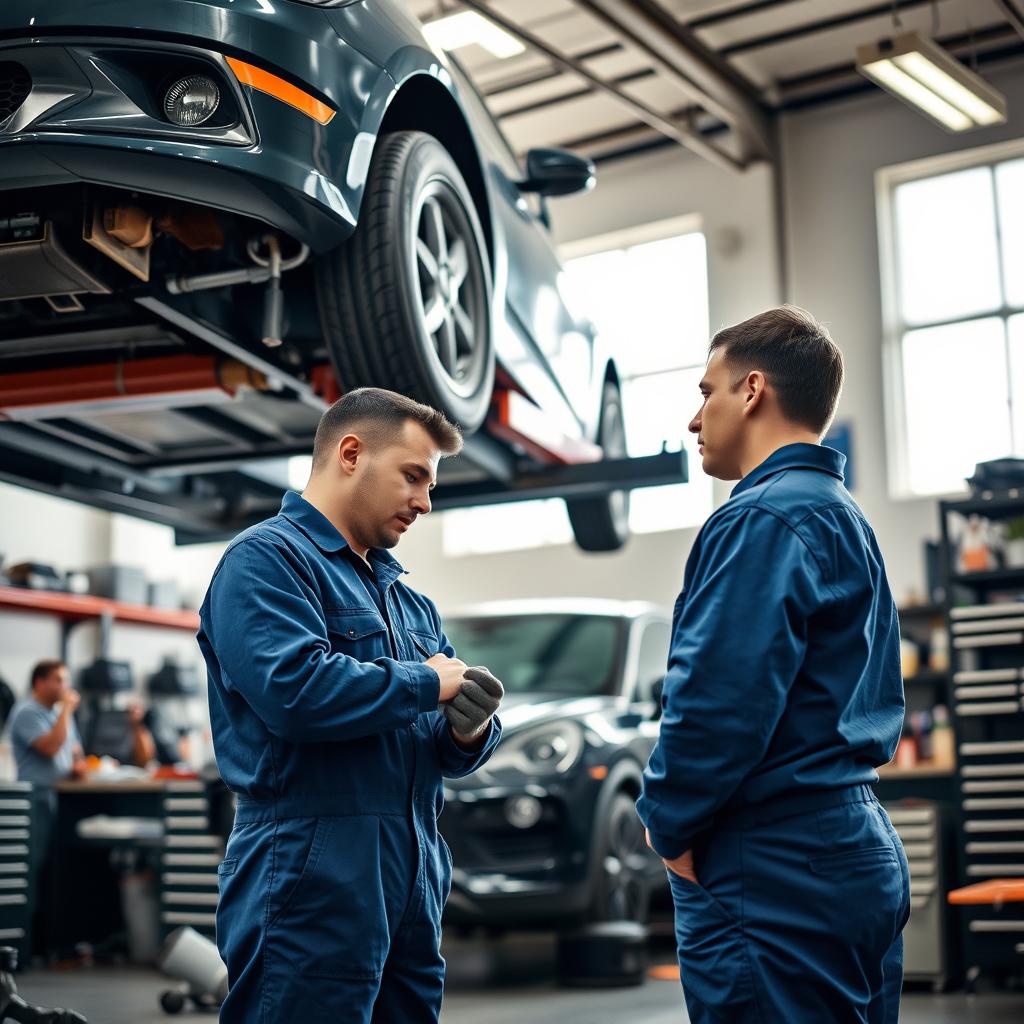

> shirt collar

[
  {"left": 730, "top": 442, "right": 846, "bottom": 498},
  {"left": 278, "top": 491, "right": 409, "bottom": 578}
]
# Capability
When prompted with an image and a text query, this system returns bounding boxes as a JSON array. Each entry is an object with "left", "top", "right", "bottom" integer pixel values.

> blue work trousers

[
  {"left": 217, "top": 808, "right": 451, "bottom": 1023},
  {"left": 670, "top": 786, "right": 911, "bottom": 1023}
]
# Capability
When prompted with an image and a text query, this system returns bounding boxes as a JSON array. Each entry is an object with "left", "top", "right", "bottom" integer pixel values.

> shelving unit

[
  {"left": 0, "top": 585, "right": 198, "bottom": 660},
  {"left": 875, "top": 607, "right": 956, "bottom": 798},
  {"left": 939, "top": 491, "right": 1024, "bottom": 981}
]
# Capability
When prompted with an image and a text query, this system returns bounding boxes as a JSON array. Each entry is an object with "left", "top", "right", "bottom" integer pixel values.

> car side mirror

[
  {"left": 519, "top": 148, "right": 596, "bottom": 198},
  {"left": 650, "top": 678, "right": 664, "bottom": 721}
]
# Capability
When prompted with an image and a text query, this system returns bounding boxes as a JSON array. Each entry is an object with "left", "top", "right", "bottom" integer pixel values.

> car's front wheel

[
  {"left": 589, "top": 791, "right": 652, "bottom": 924},
  {"left": 316, "top": 130, "right": 494, "bottom": 431}
]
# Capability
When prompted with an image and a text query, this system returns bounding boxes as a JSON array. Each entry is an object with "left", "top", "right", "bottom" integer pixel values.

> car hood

[{"left": 493, "top": 693, "right": 619, "bottom": 734}]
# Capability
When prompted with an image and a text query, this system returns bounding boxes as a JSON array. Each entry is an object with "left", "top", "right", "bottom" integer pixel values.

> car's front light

[
  {"left": 163, "top": 75, "right": 220, "bottom": 126},
  {"left": 486, "top": 721, "right": 585, "bottom": 777}
]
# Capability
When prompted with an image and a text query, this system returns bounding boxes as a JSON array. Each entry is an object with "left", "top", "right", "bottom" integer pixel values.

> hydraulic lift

[{"left": 0, "top": 298, "right": 688, "bottom": 543}]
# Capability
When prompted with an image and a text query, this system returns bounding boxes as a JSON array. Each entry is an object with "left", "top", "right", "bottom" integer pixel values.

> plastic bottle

[
  {"left": 931, "top": 705, "right": 956, "bottom": 770},
  {"left": 928, "top": 625, "right": 949, "bottom": 673},
  {"left": 894, "top": 724, "right": 918, "bottom": 769}
]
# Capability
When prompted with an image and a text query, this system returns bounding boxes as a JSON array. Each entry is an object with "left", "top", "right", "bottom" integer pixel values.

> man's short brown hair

[
  {"left": 709, "top": 305, "right": 844, "bottom": 435},
  {"left": 311, "top": 388, "right": 464, "bottom": 470},
  {"left": 31, "top": 660, "right": 65, "bottom": 689}
]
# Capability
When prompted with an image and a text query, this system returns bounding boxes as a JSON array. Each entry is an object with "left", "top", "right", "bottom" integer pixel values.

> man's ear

[
  {"left": 742, "top": 371, "right": 766, "bottom": 416},
  {"left": 337, "top": 433, "right": 363, "bottom": 476}
]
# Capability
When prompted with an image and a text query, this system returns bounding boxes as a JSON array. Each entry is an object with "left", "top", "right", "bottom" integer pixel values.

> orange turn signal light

[
  {"left": 648, "top": 964, "right": 681, "bottom": 981},
  {"left": 588, "top": 765, "right": 609, "bottom": 780},
  {"left": 225, "top": 56, "right": 336, "bottom": 126}
]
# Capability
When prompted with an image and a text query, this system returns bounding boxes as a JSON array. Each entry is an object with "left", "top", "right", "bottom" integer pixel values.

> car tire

[
  {"left": 588, "top": 791, "right": 651, "bottom": 924},
  {"left": 316, "top": 130, "right": 495, "bottom": 432},
  {"left": 566, "top": 380, "right": 630, "bottom": 552}
]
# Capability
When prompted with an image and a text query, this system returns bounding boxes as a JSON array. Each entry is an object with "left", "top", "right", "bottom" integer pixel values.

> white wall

[{"left": 779, "top": 60, "right": 1024, "bottom": 603}]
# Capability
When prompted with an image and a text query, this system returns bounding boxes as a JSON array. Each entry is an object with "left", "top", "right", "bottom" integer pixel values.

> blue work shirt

[
  {"left": 197, "top": 491, "right": 501, "bottom": 822},
  {"left": 638, "top": 443, "right": 904, "bottom": 859},
  {"left": 8, "top": 700, "right": 81, "bottom": 787}
]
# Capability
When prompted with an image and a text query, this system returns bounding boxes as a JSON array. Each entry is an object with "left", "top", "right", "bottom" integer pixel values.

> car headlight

[
  {"left": 163, "top": 75, "right": 220, "bottom": 127},
  {"left": 486, "top": 721, "right": 585, "bottom": 777}
]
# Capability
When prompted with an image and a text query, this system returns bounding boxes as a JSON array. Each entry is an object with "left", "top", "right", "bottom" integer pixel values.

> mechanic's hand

[
  {"left": 60, "top": 690, "right": 81, "bottom": 715},
  {"left": 443, "top": 666, "right": 503, "bottom": 740},
  {"left": 426, "top": 654, "right": 469, "bottom": 704},
  {"left": 646, "top": 829, "right": 698, "bottom": 884}
]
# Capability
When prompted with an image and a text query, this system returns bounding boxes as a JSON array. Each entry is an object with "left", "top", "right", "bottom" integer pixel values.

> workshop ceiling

[{"left": 407, "top": 0, "right": 1024, "bottom": 166}]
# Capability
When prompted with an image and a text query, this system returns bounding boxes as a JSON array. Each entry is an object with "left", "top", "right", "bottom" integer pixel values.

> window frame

[{"left": 876, "top": 137, "right": 1024, "bottom": 500}]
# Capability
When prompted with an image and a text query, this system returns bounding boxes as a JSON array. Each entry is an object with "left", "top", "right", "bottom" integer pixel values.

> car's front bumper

[
  {"left": 0, "top": 1, "right": 390, "bottom": 249},
  {"left": 440, "top": 774, "right": 605, "bottom": 928}
]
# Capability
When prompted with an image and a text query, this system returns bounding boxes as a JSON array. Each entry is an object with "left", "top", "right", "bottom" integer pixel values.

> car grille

[{"left": 0, "top": 62, "right": 31, "bottom": 124}]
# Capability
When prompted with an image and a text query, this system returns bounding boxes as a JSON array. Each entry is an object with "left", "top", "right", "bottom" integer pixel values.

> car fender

[{"left": 327, "top": 6, "right": 496, "bottom": 250}]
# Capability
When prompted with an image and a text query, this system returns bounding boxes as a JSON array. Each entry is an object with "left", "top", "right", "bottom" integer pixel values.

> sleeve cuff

[
  {"left": 438, "top": 715, "right": 496, "bottom": 762},
  {"left": 648, "top": 828, "right": 690, "bottom": 861},
  {"left": 401, "top": 661, "right": 441, "bottom": 714}
]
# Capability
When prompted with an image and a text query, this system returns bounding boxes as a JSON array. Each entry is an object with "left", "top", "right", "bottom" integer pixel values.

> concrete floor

[{"left": 11, "top": 934, "right": 1024, "bottom": 1023}]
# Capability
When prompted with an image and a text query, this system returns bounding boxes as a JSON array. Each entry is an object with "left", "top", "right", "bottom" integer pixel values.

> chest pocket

[
  {"left": 408, "top": 629, "right": 439, "bottom": 662},
  {"left": 324, "top": 609, "right": 389, "bottom": 660}
]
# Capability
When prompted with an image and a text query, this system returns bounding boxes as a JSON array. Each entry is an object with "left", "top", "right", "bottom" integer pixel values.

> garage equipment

[
  {"left": 0, "top": 946, "right": 87, "bottom": 1022},
  {"left": 0, "top": 785, "right": 34, "bottom": 967},
  {"left": 156, "top": 925, "right": 226, "bottom": 1015},
  {"left": 885, "top": 802, "right": 951, "bottom": 989},
  {"left": 556, "top": 921, "right": 647, "bottom": 987},
  {"left": 938, "top": 488, "right": 1024, "bottom": 983}
]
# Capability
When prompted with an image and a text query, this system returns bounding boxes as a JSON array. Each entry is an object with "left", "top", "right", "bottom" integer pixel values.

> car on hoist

[
  {"left": 0, "top": 0, "right": 635, "bottom": 550},
  {"left": 438, "top": 600, "right": 671, "bottom": 932}
]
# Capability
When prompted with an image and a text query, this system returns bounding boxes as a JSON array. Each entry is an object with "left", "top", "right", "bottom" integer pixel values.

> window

[
  {"left": 879, "top": 142, "right": 1024, "bottom": 497},
  {"left": 442, "top": 218, "right": 713, "bottom": 555},
  {"left": 441, "top": 613, "right": 625, "bottom": 696},
  {"left": 633, "top": 620, "right": 672, "bottom": 702}
]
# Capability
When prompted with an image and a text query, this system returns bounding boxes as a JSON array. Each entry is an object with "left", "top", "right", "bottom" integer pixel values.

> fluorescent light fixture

[
  {"left": 423, "top": 10, "right": 526, "bottom": 59},
  {"left": 856, "top": 31, "right": 1007, "bottom": 133}
]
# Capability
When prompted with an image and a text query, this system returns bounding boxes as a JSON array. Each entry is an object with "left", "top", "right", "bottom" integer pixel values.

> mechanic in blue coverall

[
  {"left": 197, "top": 388, "right": 503, "bottom": 1024},
  {"left": 638, "top": 306, "right": 910, "bottom": 1023}
]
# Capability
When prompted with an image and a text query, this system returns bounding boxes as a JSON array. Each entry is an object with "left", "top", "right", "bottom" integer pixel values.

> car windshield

[{"left": 442, "top": 614, "right": 624, "bottom": 697}]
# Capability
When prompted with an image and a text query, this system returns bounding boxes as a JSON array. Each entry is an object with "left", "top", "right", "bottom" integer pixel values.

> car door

[
  {"left": 630, "top": 617, "right": 673, "bottom": 753},
  {"left": 449, "top": 61, "right": 593, "bottom": 437}
]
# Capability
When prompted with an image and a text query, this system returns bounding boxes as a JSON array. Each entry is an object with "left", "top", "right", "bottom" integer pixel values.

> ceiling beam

[
  {"left": 483, "top": 42, "right": 622, "bottom": 97},
  {"left": 721, "top": 0, "right": 944, "bottom": 57},
  {"left": 996, "top": 0, "right": 1024, "bottom": 43},
  {"left": 497, "top": 68, "right": 657, "bottom": 121},
  {"left": 572, "top": 0, "right": 774, "bottom": 162},
  {"left": 688, "top": 0, "right": 803, "bottom": 31},
  {"left": 457, "top": 0, "right": 746, "bottom": 171}
]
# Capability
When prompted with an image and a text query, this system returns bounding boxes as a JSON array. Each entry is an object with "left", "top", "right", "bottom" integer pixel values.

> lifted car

[{"left": 0, "top": 0, "right": 690, "bottom": 550}]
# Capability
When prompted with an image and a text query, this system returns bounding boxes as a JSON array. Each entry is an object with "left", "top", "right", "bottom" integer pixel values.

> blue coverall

[
  {"left": 197, "top": 492, "right": 500, "bottom": 1024},
  {"left": 638, "top": 443, "right": 911, "bottom": 1023}
]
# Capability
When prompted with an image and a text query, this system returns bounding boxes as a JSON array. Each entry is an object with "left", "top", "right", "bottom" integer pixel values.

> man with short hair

[
  {"left": 8, "top": 660, "right": 87, "bottom": 955},
  {"left": 638, "top": 306, "right": 910, "bottom": 1022},
  {"left": 9, "top": 661, "right": 85, "bottom": 789},
  {"left": 198, "top": 387, "right": 503, "bottom": 1024}
]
